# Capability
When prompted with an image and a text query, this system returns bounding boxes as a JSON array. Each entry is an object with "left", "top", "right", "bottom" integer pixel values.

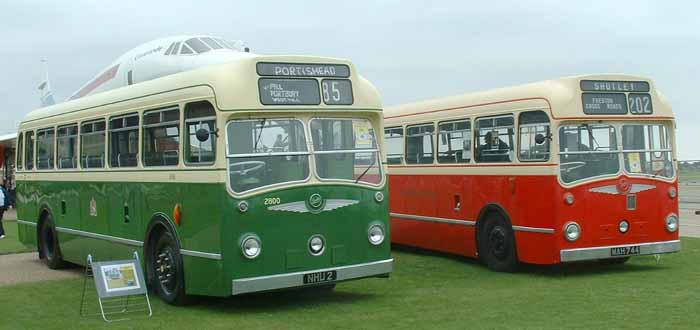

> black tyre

[
  {"left": 39, "top": 214, "right": 66, "bottom": 269},
  {"left": 599, "top": 257, "right": 630, "bottom": 265},
  {"left": 478, "top": 214, "right": 519, "bottom": 272},
  {"left": 150, "top": 231, "right": 188, "bottom": 305}
]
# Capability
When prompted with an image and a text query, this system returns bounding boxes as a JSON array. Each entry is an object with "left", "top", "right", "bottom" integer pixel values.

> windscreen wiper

[
  {"left": 254, "top": 118, "right": 266, "bottom": 151},
  {"left": 355, "top": 154, "right": 377, "bottom": 184}
]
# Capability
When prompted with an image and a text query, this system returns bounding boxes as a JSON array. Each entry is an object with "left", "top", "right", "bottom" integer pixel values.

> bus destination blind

[{"left": 259, "top": 78, "right": 321, "bottom": 105}]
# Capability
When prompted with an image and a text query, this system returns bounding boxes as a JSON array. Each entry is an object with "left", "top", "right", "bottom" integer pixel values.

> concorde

[{"left": 39, "top": 35, "right": 252, "bottom": 106}]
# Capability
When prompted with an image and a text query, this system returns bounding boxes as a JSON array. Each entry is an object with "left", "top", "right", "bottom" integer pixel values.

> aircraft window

[
  {"left": 180, "top": 44, "right": 194, "bottom": 55},
  {"left": 185, "top": 38, "right": 211, "bottom": 53},
  {"left": 216, "top": 39, "right": 233, "bottom": 49},
  {"left": 164, "top": 43, "right": 176, "bottom": 55},
  {"left": 201, "top": 37, "right": 223, "bottom": 50},
  {"left": 170, "top": 42, "right": 181, "bottom": 55}
]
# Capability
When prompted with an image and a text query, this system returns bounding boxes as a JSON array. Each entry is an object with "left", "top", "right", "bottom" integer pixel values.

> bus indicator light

[
  {"left": 173, "top": 204, "right": 182, "bottom": 226},
  {"left": 375, "top": 192, "right": 385, "bottom": 203},
  {"left": 668, "top": 187, "right": 677, "bottom": 199},
  {"left": 564, "top": 193, "right": 575, "bottom": 205},
  {"left": 619, "top": 220, "right": 630, "bottom": 233},
  {"left": 665, "top": 214, "right": 679, "bottom": 233}
]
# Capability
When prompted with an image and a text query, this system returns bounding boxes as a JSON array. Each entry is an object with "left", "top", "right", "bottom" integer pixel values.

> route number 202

[{"left": 264, "top": 197, "right": 281, "bottom": 206}]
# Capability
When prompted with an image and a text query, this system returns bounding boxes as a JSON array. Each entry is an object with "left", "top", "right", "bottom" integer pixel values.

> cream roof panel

[{"left": 385, "top": 74, "right": 673, "bottom": 125}]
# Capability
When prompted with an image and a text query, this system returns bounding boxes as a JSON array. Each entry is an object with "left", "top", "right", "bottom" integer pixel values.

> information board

[
  {"left": 257, "top": 62, "right": 350, "bottom": 78},
  {"left": 580, "top": 80, "right": 650, "bottom": 93},
  {"left": 92, "top": 259, "right": 147, "bottom": 298}
]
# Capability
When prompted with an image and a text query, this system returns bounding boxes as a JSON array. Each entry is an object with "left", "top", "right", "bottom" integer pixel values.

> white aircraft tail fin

[{"left": 38, "top": 59, "right": 55, "bottom": 107}]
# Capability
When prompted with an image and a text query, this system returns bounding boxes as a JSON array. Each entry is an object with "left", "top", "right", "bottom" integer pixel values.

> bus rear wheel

[
  {"left": 39, "top": 214, "right": 66, "bottom": 269},
  {"left": 150, "top": 231, "right": 188, "bottom": 305},
  {"left": 478, "top": 214, "right": 518, "bottom": 272}
]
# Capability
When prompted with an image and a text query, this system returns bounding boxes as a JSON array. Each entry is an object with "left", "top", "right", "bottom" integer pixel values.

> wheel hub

[
  {"left": 155, "top": 247, "right": 176, "bottom": 293},
  {"left": 489, "top": 227, "right": 507, "bottom": 260}
]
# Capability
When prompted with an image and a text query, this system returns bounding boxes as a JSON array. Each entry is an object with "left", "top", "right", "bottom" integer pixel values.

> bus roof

[
  {"left": 20, "top": 54, "right": 382, "bottom": 129},
  {"left": 384, "top": 74, "right": 672, "bottom": 124}
]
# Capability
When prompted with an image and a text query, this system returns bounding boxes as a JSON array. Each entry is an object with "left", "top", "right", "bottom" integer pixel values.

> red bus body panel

[{"left": 389, "top": 171, "right": 679, "bottom": 265}]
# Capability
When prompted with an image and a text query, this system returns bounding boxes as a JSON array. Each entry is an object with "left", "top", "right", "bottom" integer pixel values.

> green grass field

[
  {"left": 0, "top": 221, "right": 33, "bottom": 255},
  {"left": 680, "top": 168, "right": 700, "bottom": 182},
  {"left": 0, "top": 238, "right": 698, "bottom": 330}
]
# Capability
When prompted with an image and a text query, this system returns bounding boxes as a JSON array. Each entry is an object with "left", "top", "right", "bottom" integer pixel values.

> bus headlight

[
  {"left": 368, "top": 224, "right": 385, "bottom": 245},
  {"left": 241, "top": 235, "right": 261, "bottom": 259},
  {"left": 619, "top": 220, "right": 629, "bottom": 233},
  {"left": 564, "top": 222, "right": 581, "bottom": 242},
  {"left": 308, "top": 235, "right": 325, "bottom": 256},
  {"left": 666, "top": 214, "right": 679, "bottom": 233}
]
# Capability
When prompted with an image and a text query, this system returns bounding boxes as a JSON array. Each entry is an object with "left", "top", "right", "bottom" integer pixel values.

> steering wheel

[
  {"left": 229, "top": 161, "right": 266, "bottom": 175},
  {"left": 560, "top": 161, "right": 586, "bottom": 173}
]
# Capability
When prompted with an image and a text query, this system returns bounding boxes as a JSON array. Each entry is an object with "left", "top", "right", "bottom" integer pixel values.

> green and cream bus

[{"left": 15, "top": 56, "right": 392, "bottom": 304}]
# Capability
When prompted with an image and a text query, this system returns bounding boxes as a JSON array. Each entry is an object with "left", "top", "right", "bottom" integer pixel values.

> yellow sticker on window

[
  {"left": 355, "top": 121, "right": 373, "bottom": 147},
  {"left": 627, "top": 153, "right": 642, "bottom": 173}
]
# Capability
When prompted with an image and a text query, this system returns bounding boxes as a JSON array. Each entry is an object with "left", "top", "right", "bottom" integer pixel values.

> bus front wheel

[
  {"left": 39, "top": 214, "right": 66, "bottom": 269},
  {"left": 150, "top": 231, "right": 188, "bottom": 305},
  {"left": 478, "top": 214, "right": 519, "bottom": 272}
]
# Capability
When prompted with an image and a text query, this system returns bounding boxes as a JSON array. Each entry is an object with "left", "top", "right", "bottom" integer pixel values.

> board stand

[{"left": 80, "top": 252, "right": 153, "bottom": 322}]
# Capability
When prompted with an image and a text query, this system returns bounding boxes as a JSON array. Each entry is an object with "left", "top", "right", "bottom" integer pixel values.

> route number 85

[{"left": 322, "top": 80, "right": 341, "bottom": 103}]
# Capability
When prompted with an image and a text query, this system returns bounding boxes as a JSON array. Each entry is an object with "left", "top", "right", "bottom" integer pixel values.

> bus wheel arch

[
  {"left": 37, "top": 206, "right": 66, "bottom": 269},
  {"left": 475, "top": 204, "right": 519, "bottom": 272},
  {"left": 144, "top": 214, "right": 188, "bottom": 305}
]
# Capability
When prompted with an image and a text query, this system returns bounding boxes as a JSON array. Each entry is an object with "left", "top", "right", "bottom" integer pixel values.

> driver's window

[
  {"left": 518, "top": 111, "right": 550, "bottom": 162},
  {"left": 185, "top": 101, "right": 216, "bottom": 165}
]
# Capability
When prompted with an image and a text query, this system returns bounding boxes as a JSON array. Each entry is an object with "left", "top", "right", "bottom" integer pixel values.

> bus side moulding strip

[
  {"left": 17, "top": 220, "right": 38, "bottom": 226},
  {"left": 390, "top": 213, "right": 554, "bottom": 233},
  {"left": 51, "top": 226, "right": 221, "bottom": 259}
]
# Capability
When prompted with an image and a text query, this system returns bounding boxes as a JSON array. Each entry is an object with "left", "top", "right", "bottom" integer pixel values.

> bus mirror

[
  {"left": 535, "top": 134, "right": 546, "bottom": 145},
  {"left": 196, "top": 128, "right": 210, "bottom": 142}
]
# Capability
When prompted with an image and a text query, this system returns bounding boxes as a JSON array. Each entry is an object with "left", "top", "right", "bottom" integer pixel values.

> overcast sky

[{"left": 0, "top": 1, "right": 698, "bottom": 158}]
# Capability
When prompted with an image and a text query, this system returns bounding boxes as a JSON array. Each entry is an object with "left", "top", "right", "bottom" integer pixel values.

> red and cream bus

[{"left": 384, "top": 74, "right": 680, "bottom": 271}]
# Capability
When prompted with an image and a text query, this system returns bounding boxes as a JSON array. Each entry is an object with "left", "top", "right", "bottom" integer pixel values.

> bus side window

[
  {"left": 438, "top": 119, "right": 471, "bottom": 163},
  {"left": 16, "top": 132, "right": 23, "bottom": 170},
  {"left": 475, "top": 115, "right": 514, "bottom": 163},
  {"left": 81, "top": 120, "right": 106, "bottom": 169},
  {"left": 405, "top": 123, "right": 435, "bottom": 165},
  {"left": 109, "top": 114, "right": 139, "bottom": 168},
  {"left": 25, "top": 131, "right": 35, "bottom": 170},
  {"left": 57, "top": 125, "right": 79, "bottom": 169},
  {"left": 384, "top": 127, "right": 404, "bottom": 165},
  {"left": 518, "top": 111, "right": 550, "bottom": 162},
  {"left": 143, "top": 107, "right": 180, "bottom": 167},
  {"left": 36, "top": 128, "right": 56, "bottom": 170},
  {"left": 185, "top": 101, "right": 217, "bottom": 165}
]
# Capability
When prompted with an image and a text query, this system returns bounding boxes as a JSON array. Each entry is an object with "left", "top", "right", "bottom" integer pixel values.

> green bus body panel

[{"left": 16, "top": 179, "right": 389, "bottom": 297}]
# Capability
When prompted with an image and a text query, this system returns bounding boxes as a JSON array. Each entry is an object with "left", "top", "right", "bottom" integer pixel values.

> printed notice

[{"left": 102, "top": 263, "right": 140, "bottom": 293}]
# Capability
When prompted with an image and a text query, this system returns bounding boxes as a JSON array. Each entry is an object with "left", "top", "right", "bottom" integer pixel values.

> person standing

[{"left": 0, "top": 180, "right": 6, "bottom": 239}]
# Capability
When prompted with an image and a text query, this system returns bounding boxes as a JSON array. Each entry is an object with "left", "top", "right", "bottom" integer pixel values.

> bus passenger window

[
  {"left": 384, "top": 127, "right": 404, "bottom": 165},
  {"left": 405, "top": 124, "right": 435, "bottom": 164},
  {"left": 185, "top": 101, "right": 217, "bottom": 165},
  {"left": 16, "top": 133, "right": 23, "bottom": 170},
  {"left": 110, "top": 115, "right": 139, "bottom": 168},
  {"left": 475, "top": 115, "right": 514, "bottom": 163},
  {"left": 81, "top": 120, "right": 106, "bottom": 169},
  {"left": 438, "top": 120, "right": 471, "bottom": 163},
  {"left": 144, "top": 108, "right": 180, "bottom": 167},
  {"left": 57, "top": 125, "right": 78, "bottom": 169},
  {"left": 37, "top": 128, "right": 55, "bottom": 170},
  {"left": 518, "top": 111, "right": 550, "bottom": 162},
  {"left": 25, "top": 131, "right": 35, "bottom": 170}
]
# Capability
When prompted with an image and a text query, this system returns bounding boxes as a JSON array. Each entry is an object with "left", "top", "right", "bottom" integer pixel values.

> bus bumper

[
  {"left": 560, "top": 240, "right": 681, "bottom": 262},
  {"left": 231, "top": 258, "right": 393, "bottom": 295}
]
